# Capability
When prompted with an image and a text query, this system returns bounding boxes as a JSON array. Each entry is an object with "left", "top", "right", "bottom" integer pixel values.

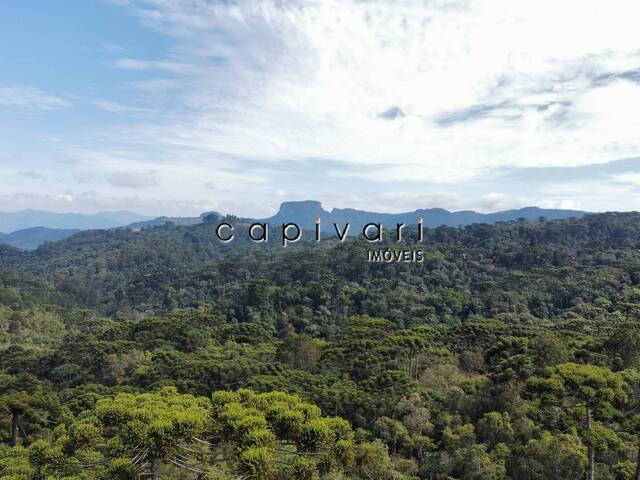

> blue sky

[{"left": 1, "top": 0, "right": 640, "bottom": 217}]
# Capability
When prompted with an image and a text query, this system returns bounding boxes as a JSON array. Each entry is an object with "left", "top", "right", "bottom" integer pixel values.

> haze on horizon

[{"left": 1, "top": 0, "right": 640, "bottom": 218}]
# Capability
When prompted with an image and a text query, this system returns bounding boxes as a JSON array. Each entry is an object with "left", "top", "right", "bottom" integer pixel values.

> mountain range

[
  {"left": 0, "top": 226, "right": 80, "bottom": 250},
  {"left": 0, "top": 209, "right": 152, "bottom": 233},
  {"left": 261, "top": 201, "right": 589, "bottom": 230},
  {"left": 0, "top": 201, "right": 590, "bottom": 250}
]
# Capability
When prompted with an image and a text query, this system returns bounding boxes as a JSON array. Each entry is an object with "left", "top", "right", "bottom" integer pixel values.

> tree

[
  {"left": 23, "top": 387, "right": 211, "bottom": 479},
  {"left": 509, "top": 431, "right": 586, "bottom": 480},
  {"left": 92, "top": 387, "right": 210, "bottom": 479},
  {"left": 0, "top": 392, "right": 29, "bottom": 447},
  {"left": 0, "top": 388, "right": 60, "bottom": 448},
  {"left": 277, "top": 333, "right": 323, "bottom": 371},
  {"left": 210, "top": 389, "right": 355, "bottom": 479},
  {"left": 373, "top": 416, "right": 410, "bottom": 454},
  {"left": 476, "top": 412, "right": 514, "bottom": 449},
  {"left": 606, "top": 322, "right": 640, "bottom": 369},
  {"left": 527, "top": 363, "right": 626, "bottom": 480},
  {"left": 620, "top": 369, "right": 640, "bottom": 480},
  {"left": 355, "top": 439, "right": 410, "bottom": 480}
]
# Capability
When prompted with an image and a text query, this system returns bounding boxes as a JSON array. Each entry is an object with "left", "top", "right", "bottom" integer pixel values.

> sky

[{"left": 1, "top": 0, "right": 640, "bottom": 217}]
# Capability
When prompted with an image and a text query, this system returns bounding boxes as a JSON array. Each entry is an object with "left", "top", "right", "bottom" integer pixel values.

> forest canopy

[{"left": 3, "top": 213, "right": 640, "bottom": 478}]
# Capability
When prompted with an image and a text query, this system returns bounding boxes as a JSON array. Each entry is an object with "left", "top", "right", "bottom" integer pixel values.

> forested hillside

[{"left": 3, "top": 213, "right": 640, "bottom": 479}]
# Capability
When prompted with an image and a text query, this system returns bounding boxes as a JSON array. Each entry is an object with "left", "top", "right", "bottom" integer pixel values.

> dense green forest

[{"left": 3, "top": 213, "right": 640, "bottom": 479}]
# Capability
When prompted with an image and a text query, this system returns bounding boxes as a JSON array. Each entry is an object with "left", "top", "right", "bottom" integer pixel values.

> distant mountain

[
  {"left": 95, "top": 211, "right": 152, "bottom": 225},
  {"left": 0, "top": 226, "right": 79, "bottom": 250},
  {"left": 127, "top": 211, "right": 223, "bottom": 229},
  {"left": 127, "top": 216, "right": 204, "bottom": 230},
  {"left": 263, "top": 200, "right": 326, "bottom": 226},
  {"left": 0, "top": 202, "right": 590, "bottom": 249},
  {"left": 0, "top": 209, "right": 152, "bottom": 233},
  {"left": 262, "top": 201, "right": 588, "bottom": 230}
]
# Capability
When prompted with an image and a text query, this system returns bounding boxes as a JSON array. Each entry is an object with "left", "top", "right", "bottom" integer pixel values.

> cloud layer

[
  {"left": 109, "top": 0, "right": 640, "bottom": 181},
  {"left": 2, "top": 0, "right": 640, "bottom": 215}
]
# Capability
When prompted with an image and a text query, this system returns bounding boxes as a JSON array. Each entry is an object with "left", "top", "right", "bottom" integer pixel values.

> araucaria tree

[{"left": 527, "top": 363, "right": 626, "bottom": 480}]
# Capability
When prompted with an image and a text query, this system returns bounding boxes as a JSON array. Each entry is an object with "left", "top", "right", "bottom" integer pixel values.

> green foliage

[
  {"left": 211, "top": 389, "right": 354, "bottom": 478},
  {"left": 5, "top": 214, "right": 640, "bottom": 478},
  {"left": 509, "top": 432, "right": 586, "bottom": 480},
  {"left": 528, "top": 362, "right": 626, "bottom": 408}
]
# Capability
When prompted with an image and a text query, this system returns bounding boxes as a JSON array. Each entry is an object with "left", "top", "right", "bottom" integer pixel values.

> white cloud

[
  {"left": 113, "top": 58, "right": 202, "bottom": 75},
  {"left": 127, "top": 78, "right": 179, "bottom": 92},
  {"left": 0, "top": 86, "right": 71, "bottom": 110},
  {"left": 6, "top": 0, "right": 640, "bottom": 216},
  {"left": 539, "top": 179, "right": 640, "bottom": 212},
  {"left": 95, "top": 99, "right": 155, "bottom": 115},
  {"left": 105, "top": 0, "right": 640, "bottom": 185},
  {"left": 612, "top": 172, "right": 640, "bottom": 185},
  {"left": 107, "top": 170, "right": 161, "bottom": 188}
]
